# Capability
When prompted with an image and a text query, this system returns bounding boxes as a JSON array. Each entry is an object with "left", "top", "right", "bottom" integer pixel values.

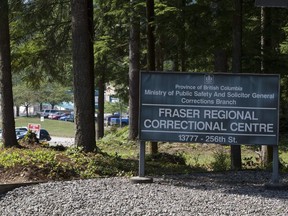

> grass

[{"left": 14, "top": 117, "right": 76, "bottom": 137}]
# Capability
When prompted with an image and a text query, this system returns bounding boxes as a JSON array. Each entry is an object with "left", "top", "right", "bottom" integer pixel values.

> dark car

[
  {"left": 40, "top": 129, "right": 52, "bottom": 141},
  {"left": 17, "top": 129, "right": 51, "bottom": 141}
]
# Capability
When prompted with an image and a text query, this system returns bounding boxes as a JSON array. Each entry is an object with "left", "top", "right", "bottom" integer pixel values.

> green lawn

[{"left": 15, "top": 117, "right": 75, "bottom": 137}]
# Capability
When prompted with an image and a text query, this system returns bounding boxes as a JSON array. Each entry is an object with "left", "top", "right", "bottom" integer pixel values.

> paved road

[{"left": 48, "top": 136, "right": 75, "bottom": 147}]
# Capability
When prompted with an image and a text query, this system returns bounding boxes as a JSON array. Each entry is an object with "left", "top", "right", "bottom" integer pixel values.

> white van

[{"left": 40, "top": 109, "right": 58, "bottom": 118}]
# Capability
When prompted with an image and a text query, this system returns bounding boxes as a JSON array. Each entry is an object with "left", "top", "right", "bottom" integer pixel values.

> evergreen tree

[
  {"left": 72, "top": 0, "right": 96, "bottom": 152},
  {"left": 129, "top": 0, "right": 141, "bottom": 140},
  {"left": 0, "top": 0, "right": 18, "bottom": 147}
]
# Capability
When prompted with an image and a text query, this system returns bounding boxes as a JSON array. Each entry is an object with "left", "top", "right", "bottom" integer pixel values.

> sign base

[{"left": 130, "top": 176, "right": 153, "bottom": 184}]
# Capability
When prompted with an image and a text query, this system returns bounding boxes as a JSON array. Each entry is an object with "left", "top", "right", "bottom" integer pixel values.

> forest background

[{"left": 1, "top": 0, "right": 288, "bottom": 173}]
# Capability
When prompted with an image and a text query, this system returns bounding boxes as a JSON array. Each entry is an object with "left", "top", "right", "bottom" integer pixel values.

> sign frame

[{"left": 139, "top": 71, "right": 280, "bottom": 146}]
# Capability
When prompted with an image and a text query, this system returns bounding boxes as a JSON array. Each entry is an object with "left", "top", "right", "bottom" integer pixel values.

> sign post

[
  {"left": 272, "top": 146, "right": 279, "bottom": 183},
  {"left": 130, "top": 140, "right": 153, "bottom": 183},
  {"left": 139, "top": 141, "right": 146, "bottom": 177}
]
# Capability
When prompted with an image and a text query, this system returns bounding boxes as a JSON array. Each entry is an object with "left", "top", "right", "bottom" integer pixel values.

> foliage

[
  {"left": 0, "top": 147, "right": 56, "bottom": 169},
  {"left": 210, "top": 147, "right": 230, "bottom": 171},
  {"left": 104, "top": 101, "right": 128, "bottom": 115},
  {"left": 13, "top": 82, "right": 37, "bottom": 117},
  {"left": 7, "top": 0, "right": 288, "bottom": 92},
  {"left": 93, "top": 0, "right": 131, "bottom": 103},
  {"left": 1, "top": 126, "right": 288, "bottom": 182},
  {"left": 13, "top": 81, "right": 72, "bottom": 116},
  {"left": 9, "top": 0, "right": 72, "bottom": 87},
  {"left": 97, "top": 127, "right": 137, "bottom": 158},
  {"left": 36, "top": 83, "right": 73, "bottom": 108},
  {"left": 20, "top": 130, "right": 39, "bottom": 144}
]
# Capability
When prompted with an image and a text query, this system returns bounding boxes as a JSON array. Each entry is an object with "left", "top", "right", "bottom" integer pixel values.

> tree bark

[
  {"left": 129, "top": 0, "right": 140, "bottom": 140},
  {"left": 16, "top": 106, "right": 20, "bottom": 117},
  {"left": 146, "top": 0, "right": 158, "bottom": 154},
  {"left": 97, "top": 73, "right": 105, "bottom": 139},
  {"left": 71, "top": 0, "right": 96, "bottom": 152},
  {"left": 180, "top": 0, "right": 186, "bottom": 72},
  {"left": 214, "top": 50, "right": 228, "bottom": 72},
  {"left": 261, "top": 7, "right": 273, "bottom": 164},
  {"left": 0, "top": 0, "right": 18, "bottom": 147},
  {"left": 146, "top": 0, "right": 155, "bottom": 71}
]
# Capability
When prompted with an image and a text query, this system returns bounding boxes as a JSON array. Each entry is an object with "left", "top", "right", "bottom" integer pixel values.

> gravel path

[
  {"left": 0, "top": 171, "right": 288, "bottom": 215},
  {"left": 48, "top": 136, "right": 75, "bottom": 147}
]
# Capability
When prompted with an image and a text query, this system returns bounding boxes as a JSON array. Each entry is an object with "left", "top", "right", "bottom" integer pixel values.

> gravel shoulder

[{"left": 0, "top": 171, "right": 288, "bottom": 215}]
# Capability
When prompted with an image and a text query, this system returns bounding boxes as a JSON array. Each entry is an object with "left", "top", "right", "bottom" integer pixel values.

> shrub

[{"left": 211, "top": 148, "right": 230, "bottom": 171}]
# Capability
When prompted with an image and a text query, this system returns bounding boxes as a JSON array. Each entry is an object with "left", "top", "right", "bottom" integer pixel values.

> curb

[{"left": 0, "top": 181, "right": 47, "bottom": 194}]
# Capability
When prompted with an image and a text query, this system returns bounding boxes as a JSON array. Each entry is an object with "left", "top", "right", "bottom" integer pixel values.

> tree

[
  {"left": 13, "top": 83, "right": 37, "bottom": 117},
  {"left": 13, "top": 81, "right": 73, "bottom": 117},
  {"left": 147, "top": 0, "right": 158, "bottom": 154},
  {"left": 129, "top": 0, "right": 141, "bottom": 140},
  {"left": 0, "top": 0, "right": 18, "bottom": 147},
  {"left": 71, "top": 0, "right": 96, "bottom": 152},
  {"left": 37, "top": 83, "right": 73, "bottom": 109},
  {"left": 147, "top": 0, "right": 156, "bottom": 71},
  {"left": 93, "top": 0, "right": 132, "bottom": 139},
  {"left": 10, "top": 0, "right": 72, "bottom": 87}
]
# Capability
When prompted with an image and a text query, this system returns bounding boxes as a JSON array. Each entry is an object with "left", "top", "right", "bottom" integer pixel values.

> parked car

[
  {"left": 48, "top": 112, "right": 65, "bottom": 120},
  {"left": 104, "top": 113, "right": 120, "bottom": 126},
  {"left": 15, "top": 129, "right": 28, "bottom": 140},
  {"left": 15, "top": 127, "right": 28, "bottom": 132},
  {"left": 0, "top": 128, "right": 27, "bottom": 140},
  {"left": 110, "top": 117, "right": 129, "bottom": 126},
  {"left": 59, "top": 114, "right": 74, "bottom": 122},
  {"left": 17, "top": 129, "right": 52, "bottom": 141},
  {"left": 39, "top": 109, "right": 59, "bottom": 118},
  {"left": 39, "top": 129, "right": 52, "bottom": 141}
]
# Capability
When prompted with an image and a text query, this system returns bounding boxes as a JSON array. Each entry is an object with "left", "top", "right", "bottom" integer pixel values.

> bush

[
  {"left": 211, "top": 148, "right": 230, "bottom": 171},
  {"left": 22, "top": 130, "right": 39, "bottom": 144}
]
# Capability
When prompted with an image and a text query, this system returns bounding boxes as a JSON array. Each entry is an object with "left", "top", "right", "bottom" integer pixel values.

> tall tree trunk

[
  {"left": 146, "top": 0, "right": 155, "bottom": 71},
  {"left": 230, "top": 0, "right": 242, "bottom": 170},
  {"left": 146, "top": 0, "right": 158, "bottom": 154},
  {"left": 214, "top": 50, "right": 228, "bottom": 72},
  {"left": 97, "top": 72, "right": 105, "bottom": 139},
  {"left": 16, "top": 106, "right": 20, "bottom": 117},
  {"left": 25, "top": 105, "right": 29, "bottom": 117},
  {"left": 173, "top": 53, "right": 179, "bottom": 71},
  {"left": 155, "top": 34, "right": 164, "bottom": 71},
  {"left": 0, "top": 0, "right": 17, "bottom": 147},
  {"left": 71, "top": 0, "right": 96, "bottom": 152},
  {"left": 129, "top": 0, "right": 140, "bottom": 140},
  {"left": 261, "top": 7, "right": 273, "bottom": 165},
  {"left": 180, "top": 0, "right": 186, "bottom": 72}
]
